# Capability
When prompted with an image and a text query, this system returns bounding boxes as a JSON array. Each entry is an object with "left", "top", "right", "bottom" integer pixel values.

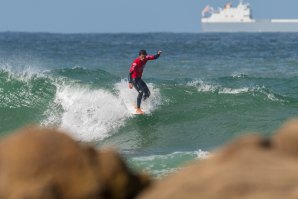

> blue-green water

[{"left": 1, "top": 32, "right": 298, "bottom": 177}]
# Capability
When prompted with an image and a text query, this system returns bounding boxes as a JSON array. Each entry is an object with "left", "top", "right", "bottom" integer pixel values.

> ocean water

[{"left": 1, "top": 32, "right": 298, "bottom": 177}]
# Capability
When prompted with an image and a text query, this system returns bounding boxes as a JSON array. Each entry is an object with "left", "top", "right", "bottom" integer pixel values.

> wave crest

[
  {"left": 42, "top": 79, "right": 163, "bottom": 142},
  {"left": 187, "top": 80, "right": 286, "bottom": 102}
]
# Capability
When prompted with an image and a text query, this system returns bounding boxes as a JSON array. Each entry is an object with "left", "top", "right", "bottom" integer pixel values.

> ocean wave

[
  {"left": 131, "top": 150, "right": 209, "bottom": 161},
  {"left": 187, "top": 80, "right": 218, "bottom": 93},
  {"left": 0, "top": 67, "right": 129, "bottom": 140},
  {"left": 42, "top": 83, "right": 130, "bottom": 142},
  {"left": 231, "top": 72, "right": 248, "bottom": 79},
  {"left": 0, "top": 67, "right": 55, "bottom": 108},
  {"left": 50, "top": 67, "right": 120, "bottom": 87},
  {"left": 0, "top": 63, "right": 45, "bottom": 82},
  {"left": 129, "top": 149, "right": 209, "bottom": 177},
  {"left": 187, "top": 80, "right": 251, "bottom": 94},
  {"left": 42, "top": 79, "right": 162, "bottom": 142},
  {"left": 219, "top": 87, "right": 250, "bottom": 94},
  {"left": 187, "top": 80, "right": 286, "bottom": 102},
  {"left": 0, "top": 66, "right": 163, "bottom": 141},
  {"left": 115, "top": 79, "right": 162, "bottom": 114}
]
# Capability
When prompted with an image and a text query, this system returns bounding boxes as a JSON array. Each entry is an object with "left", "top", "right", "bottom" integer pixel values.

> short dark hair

[{"left": 139, "top": 49, "right": 147, "bottom": 56}]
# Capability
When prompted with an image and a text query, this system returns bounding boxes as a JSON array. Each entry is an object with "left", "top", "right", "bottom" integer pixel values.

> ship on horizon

[{"left": 201, "top": 0, "right": 298, "bottom": 32}]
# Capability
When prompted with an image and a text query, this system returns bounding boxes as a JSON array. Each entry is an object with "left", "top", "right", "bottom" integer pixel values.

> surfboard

[
  {"left": 123, "top": 102, "right": 145, "bottom": 115},
  {"left": 131, "top": 104, "right": 145, "bottom": 115},
  {"left": 133, "top": 110, "right": 145, "bottom": 115},
  {"left": 131, "top": 104, "right": 146, "bottom": 115}
]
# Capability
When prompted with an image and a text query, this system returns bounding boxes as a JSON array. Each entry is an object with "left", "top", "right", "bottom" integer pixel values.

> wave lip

[
  {"left": 44, "top": 83, "right": 130, "bottom": 142},
  {"left": 42, "top": 79, "right": 163, "bottom": 142},
  {"left": 0, "top": 67, "right": 54, "bottom": 109},
  {"left": 219, "top": 87, "right": 250, "bottom": 94},
  {"left": 115, "top": 79, "right": 162, "bottom": 115},
  {"left": 187, "top": 80, "right": 218, "bottom": 93},
  {"left": 187, "top": 79, "right": 286, "bottom": 102}
]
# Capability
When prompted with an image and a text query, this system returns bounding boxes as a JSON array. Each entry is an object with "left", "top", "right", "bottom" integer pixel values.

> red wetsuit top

[{"left": 129, "top": 55, "right": 159, "bottom": 80}]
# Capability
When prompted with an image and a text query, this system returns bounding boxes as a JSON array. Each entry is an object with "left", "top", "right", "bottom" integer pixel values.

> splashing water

[{"left": 42, "top": 79, "right": 162, "bottom": 142}]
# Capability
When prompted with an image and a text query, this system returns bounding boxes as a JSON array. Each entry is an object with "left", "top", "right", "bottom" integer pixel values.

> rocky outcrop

[
  {"left": 0, "top": 127, "right": 150, "bottom": 199},
  {"left": 3, "top": 119, "right": 298, "bottom": 199},
  {"left": 138, "top": 119, "right": 298, "bottom": 199}
]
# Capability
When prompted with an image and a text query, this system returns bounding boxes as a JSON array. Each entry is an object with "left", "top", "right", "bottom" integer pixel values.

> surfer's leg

[
  {"left": 139, "top": 79, "right": 150, "bottom": 100},
  {"left": 132, "top": 78, "right": 144, "bottom": 108},
  {"left": 136, "top": 91, "right": 143, "bottom": 108}
]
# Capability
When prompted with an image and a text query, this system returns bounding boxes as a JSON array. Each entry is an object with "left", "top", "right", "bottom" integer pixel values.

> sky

[{"left": 0, "top": 0, "right": 298, "bottom": 33}]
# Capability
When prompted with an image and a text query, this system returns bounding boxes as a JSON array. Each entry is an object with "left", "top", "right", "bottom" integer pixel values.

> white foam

[
  {"left": 48, "top": 83, "right": 130, "bottom": 141},
  {"left": 42, "top": 79, "right": 162, "bottom": 142},
  {"left": 266, "top": 93, "right": 280, "bottom": 101},
  {"left": 257, "top": 86, "right": 285, "bottom": 102},
  {"left": 0, "top": 63, "right": 44, "bottom": 82},
  {"left": 130, "top": 149, "right": 210, "bottom": 178},
  {"left": 187, "top": 80, "right": 248, "bottom": 94},
  {"left": 187, "top": 80, "right": 285, "bottom": 102},
  {"left": 187, "top": 80, "right": 218, "bottom": 93},
  {"left": 219, "top": 87, "right": 250, "bottom": 94},
  {"left": 0, "top": 65, "right": 47, "bottom": 108},
  {"left": 231, "top": 72, "right": 247, "bottom": 78},
  {"left": 132, "top": 150, "right": 210, "bottom": 162},
  {"left": 115, "top": 79, "right": 162, "bottom": 114}
]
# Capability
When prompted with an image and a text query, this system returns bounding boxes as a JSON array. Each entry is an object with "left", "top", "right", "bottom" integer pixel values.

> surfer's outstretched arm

[
  {"left": 147, "top": 50, "right": 162, "bottom": 60},
  {"left": 156, "top": 50, "right": 162, "bottom": 58}
]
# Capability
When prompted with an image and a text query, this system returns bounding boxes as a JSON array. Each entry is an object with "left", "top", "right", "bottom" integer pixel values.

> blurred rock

[
  {"left": 97, "top": 150, "right": 150, "bottom": 199},
  {"left": 138, "top": 119, "right": 298, "bottom": 199},
  {"left": 0, "top": 126, "right": 150, "bottom": 199}
]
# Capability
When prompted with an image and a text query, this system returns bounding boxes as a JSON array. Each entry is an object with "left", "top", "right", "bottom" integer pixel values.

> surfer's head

[{"left": 139, "top": 49, "right": 147, "bottom": 60}]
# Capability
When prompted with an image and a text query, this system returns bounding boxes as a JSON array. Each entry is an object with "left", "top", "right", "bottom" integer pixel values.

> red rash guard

[{"left": 129, "top": 55, "right": 156, "bottom": 79}]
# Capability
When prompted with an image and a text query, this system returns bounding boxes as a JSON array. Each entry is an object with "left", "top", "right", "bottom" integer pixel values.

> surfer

[{"left": 128, "top": 49, "right": 162, "bottom": 114}]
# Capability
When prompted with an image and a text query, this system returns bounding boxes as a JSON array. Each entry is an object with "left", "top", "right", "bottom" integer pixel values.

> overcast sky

[{"left": 0, "top": 0, "right": 297, "bottom": 33}]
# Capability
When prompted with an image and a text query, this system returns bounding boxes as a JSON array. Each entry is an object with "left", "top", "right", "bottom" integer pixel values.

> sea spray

[
  {"left": 0, "top": 68, "right": 54, "bottom": 109},
  {"left": 115, "top": 79, "right": 162, "bottom": 114},
  {"left": 46, "top": 84, "right": 129, "bottom": 141},
  {"left": 42, "top": 79, "right": 163, "bottom": 142},
  {"left": 186, "top": 79, "right": 286, "bottom": 102}
]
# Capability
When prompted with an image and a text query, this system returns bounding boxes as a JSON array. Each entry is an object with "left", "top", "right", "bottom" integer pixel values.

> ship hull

[{"left": 201, "top": 21, "right": 298, "bottom": 32}]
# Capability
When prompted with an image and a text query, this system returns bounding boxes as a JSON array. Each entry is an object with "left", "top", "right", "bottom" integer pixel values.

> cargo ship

[{"left": 201, "top": 0, "right": 298, "bottom": 32}]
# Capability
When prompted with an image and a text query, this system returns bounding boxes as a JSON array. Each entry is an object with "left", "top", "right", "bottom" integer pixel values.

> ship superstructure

[{"left": 201, "top": 1, "right": 298, "bottom": 32}]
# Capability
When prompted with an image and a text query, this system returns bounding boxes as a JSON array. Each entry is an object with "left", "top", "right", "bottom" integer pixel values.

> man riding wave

[{"left": 128, "top": 49, "right": 162, "bottom": 114}]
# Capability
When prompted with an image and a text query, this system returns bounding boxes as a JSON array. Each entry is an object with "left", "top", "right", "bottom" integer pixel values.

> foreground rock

[
  {"left": 3, "top": 119, "right": 298, "bottom": 199},
  {"left": 0, "top": 127, "right": 150, "bottom": 199},
  {"left": 138, "top": 119, "right": 298, "bottom": 199}
]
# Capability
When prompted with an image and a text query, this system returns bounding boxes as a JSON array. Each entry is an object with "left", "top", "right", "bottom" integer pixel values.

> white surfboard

[{"left": 130, "top": 104, "right": 146, "bottom": 115}]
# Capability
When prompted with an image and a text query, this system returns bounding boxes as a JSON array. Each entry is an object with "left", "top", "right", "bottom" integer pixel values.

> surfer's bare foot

[{"left": 136, "top": 108, "right": 144, "bottom": 114}]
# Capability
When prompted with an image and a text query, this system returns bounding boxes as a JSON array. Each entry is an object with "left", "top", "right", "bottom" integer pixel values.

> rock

[
  {"left": 272, "top": 119, "right": 298, "bottom": 156},
  {"left": 137, "top": 119, "right": 298, "bottom": 199},
  {"left": 97, "top": 150, "right": 150, "bottom": 199},
  {"left": 0, "top": 126, "right": 150, "bottom": 199}
]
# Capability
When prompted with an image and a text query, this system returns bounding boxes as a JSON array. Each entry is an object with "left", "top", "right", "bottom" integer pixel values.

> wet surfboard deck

[{"left": 124, "top": 103, "right": 147, "bottom": 115}]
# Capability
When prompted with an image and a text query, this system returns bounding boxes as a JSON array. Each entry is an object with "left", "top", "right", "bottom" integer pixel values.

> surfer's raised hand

[{"left": 128, "top": 83, "right": 133, "bottom": 89}]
